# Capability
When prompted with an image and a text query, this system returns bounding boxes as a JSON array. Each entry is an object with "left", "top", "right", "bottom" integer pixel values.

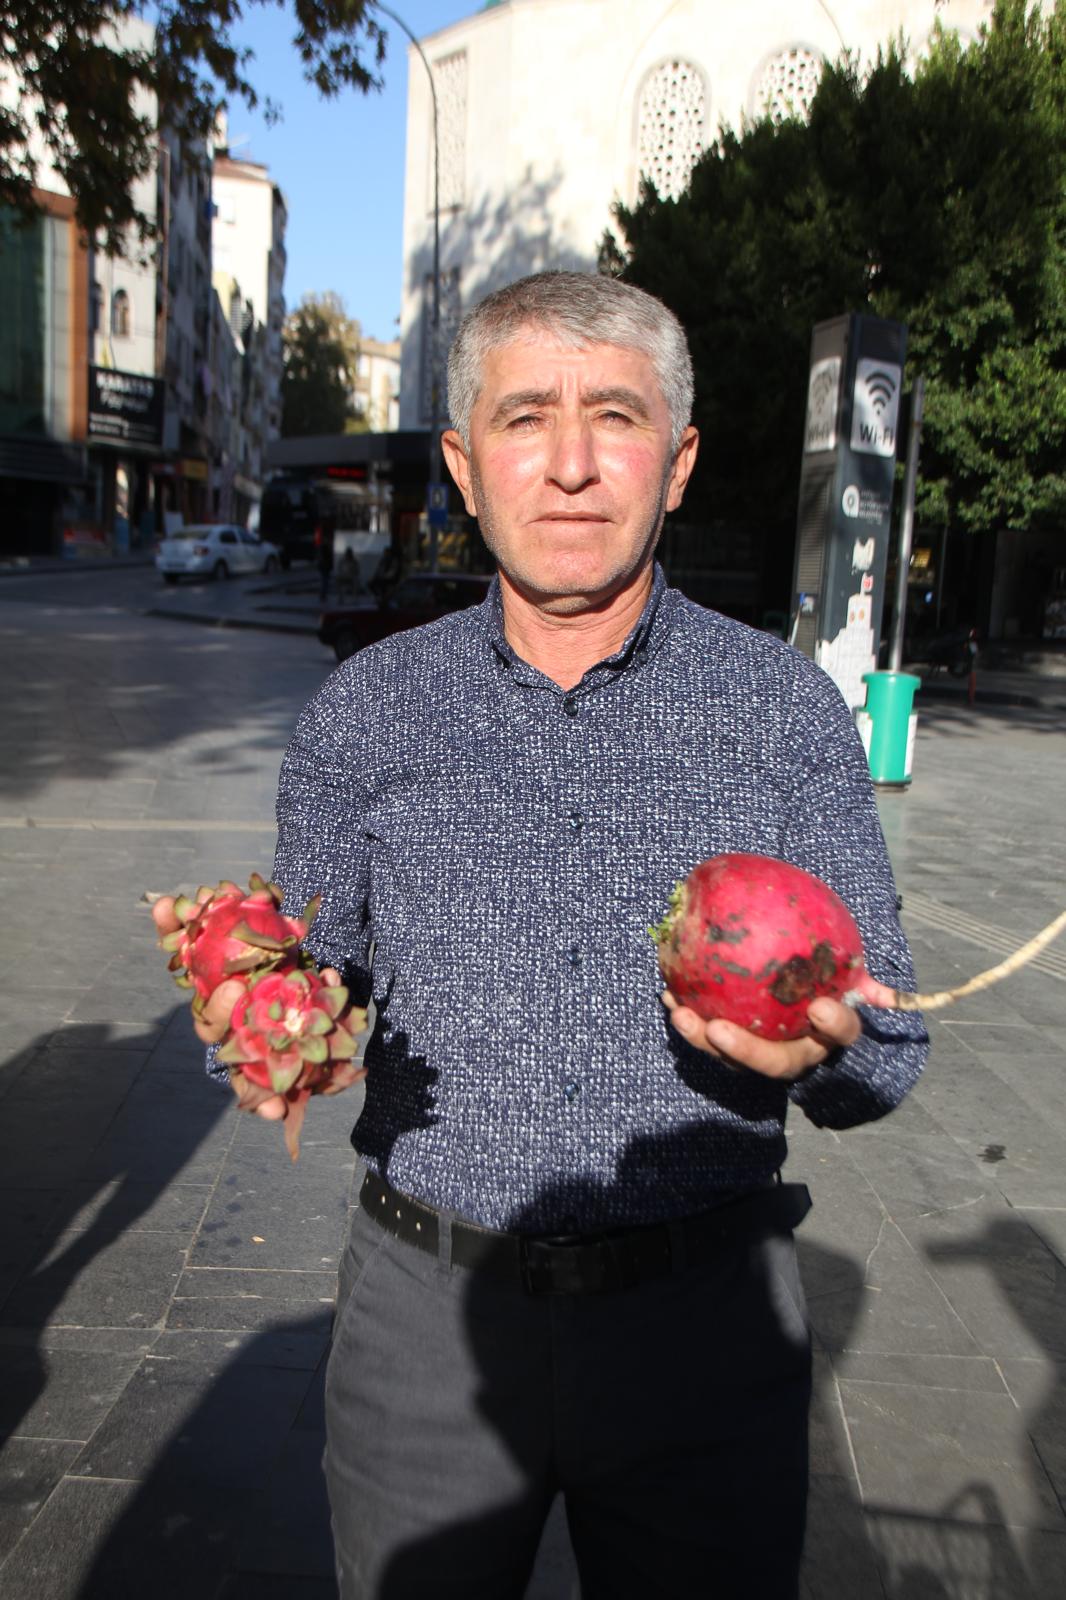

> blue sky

[{"left": 227, "top": 1, "right": 475, "bottom": 341}]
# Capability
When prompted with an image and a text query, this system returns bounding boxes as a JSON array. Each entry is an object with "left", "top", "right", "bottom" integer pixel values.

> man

[{"left": 205, "top": 273, "right": 927, "bottom": 1596}]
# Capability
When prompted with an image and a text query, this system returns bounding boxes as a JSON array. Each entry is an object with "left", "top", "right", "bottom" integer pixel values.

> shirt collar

[{"left": 481, "top": 561, "right": 676, "bottom": 690}]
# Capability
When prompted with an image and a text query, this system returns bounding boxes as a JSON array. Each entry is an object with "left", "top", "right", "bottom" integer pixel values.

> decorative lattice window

[
  {"left": 753, "top": 48, "right": 823, "bottom": 124},
  {"left": 636, "top": 59, "right": 707, "bottom": 202},
  {"left": 431, "top": 50, "right": 467, "bottom": 213}
]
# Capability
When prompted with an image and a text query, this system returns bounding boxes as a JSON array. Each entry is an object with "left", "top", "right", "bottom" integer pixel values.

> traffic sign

[{"left": 427, "top": 481, "right": 449, "bottom": 528}]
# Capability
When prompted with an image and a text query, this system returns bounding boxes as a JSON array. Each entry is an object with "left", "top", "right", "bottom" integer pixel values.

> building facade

[
  {"left": 212, "top": 143, "right": 288, "bottom": 444},
  {"left": 398, "top": 0, "right": 993, "bottom": 429},
  {"left": 353, "top": 333, "right": 401, "bottom": 432},
  {"left": 0, "top": 19, "right": 287, "bottom": 559}
]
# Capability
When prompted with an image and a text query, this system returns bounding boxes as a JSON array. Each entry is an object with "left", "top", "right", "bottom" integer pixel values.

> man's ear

[
  {"left": 665, "top": 426, "right": 699, "bottom": 514},
  {"left": 441, "top": 430, "right": 477, "bottom": 518}
]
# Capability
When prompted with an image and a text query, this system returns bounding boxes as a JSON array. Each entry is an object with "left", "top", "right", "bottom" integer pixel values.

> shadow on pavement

[
  {"left": 0, "top": 1013, "right": 229, "bottom": 1453},
  {"left": 0, "top": 612, "right": 329, "bottom": 804},
  {"left": 66, "top": 1311, "right": 338, "bottom": 1600}
]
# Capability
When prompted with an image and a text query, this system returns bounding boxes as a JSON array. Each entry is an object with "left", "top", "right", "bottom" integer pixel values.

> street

[{"left": 0, "top": 567, "right": 1064, "bottom": 1598}]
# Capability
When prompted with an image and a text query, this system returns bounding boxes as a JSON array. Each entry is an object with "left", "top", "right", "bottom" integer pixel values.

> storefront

[{"left": 86, "top": 365, "right": 166, "bottom": 551}]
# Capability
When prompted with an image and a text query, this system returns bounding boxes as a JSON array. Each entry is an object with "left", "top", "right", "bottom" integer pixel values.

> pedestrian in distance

[
  {"left": 198, "top": 271, "right": 928, "bottom": 1598},
  {"left": 337, "top": 546, "right": 360, "bottom": 602},
  {"left": 317, "top": 514, "right": 336, "bottom": 601}
]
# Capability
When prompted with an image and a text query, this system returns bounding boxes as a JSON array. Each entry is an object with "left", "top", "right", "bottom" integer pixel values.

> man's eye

[
  {"left": 508, "top": 413, "right": 540, "bottom": 430},
  {"left": 599, "top": 410, "right": 633, "bottom": 425}
]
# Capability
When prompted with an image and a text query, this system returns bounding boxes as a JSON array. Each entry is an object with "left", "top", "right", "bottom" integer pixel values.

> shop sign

[{"left": 88, "top": 367, "right": 165, "bottom": 448}]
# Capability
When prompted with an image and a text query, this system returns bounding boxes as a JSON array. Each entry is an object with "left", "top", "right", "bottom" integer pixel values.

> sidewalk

[{"left": 0, "top": 588, "right": 1065, "bottom": 1599}]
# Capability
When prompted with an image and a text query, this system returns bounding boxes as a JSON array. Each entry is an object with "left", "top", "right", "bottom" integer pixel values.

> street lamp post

[{"left": 373, "top": 2, "right": 442, "bottom": 571}]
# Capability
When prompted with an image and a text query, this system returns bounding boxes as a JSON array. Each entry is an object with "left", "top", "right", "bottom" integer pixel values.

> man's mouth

[{"left": 534, "top": 512, "right": 611, "bottom": 524}]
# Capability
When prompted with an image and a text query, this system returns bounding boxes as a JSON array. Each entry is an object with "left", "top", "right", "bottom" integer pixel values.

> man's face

[{"left": 442, "top": 331, "right": 698, "bottom": 613}]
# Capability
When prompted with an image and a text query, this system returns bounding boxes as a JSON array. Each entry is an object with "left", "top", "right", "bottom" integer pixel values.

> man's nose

[{"left": 545, "top": 418, "right": 600, "bottom": 492}]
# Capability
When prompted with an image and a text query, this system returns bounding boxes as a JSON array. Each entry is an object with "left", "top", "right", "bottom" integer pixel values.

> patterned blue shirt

[{"left": 253, "top": 564, "right": 926, "bottom": 1232}]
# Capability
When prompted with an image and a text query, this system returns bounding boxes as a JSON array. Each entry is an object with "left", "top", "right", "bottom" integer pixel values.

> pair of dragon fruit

[{"left": 152, "top": 875, "right": 367, "bottom": 1158}]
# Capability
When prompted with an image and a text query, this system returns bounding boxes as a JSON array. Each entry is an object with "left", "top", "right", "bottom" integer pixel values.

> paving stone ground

[{"left": 0, "top": 573, "right": 1064, "bottom": 1599}]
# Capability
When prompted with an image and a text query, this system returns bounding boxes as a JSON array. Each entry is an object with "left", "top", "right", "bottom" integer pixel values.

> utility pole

[
  {"left": 374, "top": 3, "right": 442, "bottom": 571},
  {"left": 888, "top": 375, "right": 925, "bottom": 674}
]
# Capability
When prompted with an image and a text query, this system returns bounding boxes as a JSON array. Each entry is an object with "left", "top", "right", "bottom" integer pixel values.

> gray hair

[{"left": 446, "top": 271, "right": 694, "bottom": 450}]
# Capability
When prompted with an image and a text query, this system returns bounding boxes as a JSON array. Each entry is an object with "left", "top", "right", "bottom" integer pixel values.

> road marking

[
  {"left": 0, "top": 817, "right": 276, "bottom": 832},
  {"left": 903, "top": 891, "right": 1066, "bottom": 983}
]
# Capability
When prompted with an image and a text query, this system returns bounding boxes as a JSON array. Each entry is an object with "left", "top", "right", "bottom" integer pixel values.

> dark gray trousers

[{"left": 324, "top": 1194, "right": 811, "bottom": 1599}]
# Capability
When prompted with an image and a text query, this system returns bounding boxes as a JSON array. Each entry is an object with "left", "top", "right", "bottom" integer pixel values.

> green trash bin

[{"left": 857, "top": 671, "right": 921, "bottom": 787}]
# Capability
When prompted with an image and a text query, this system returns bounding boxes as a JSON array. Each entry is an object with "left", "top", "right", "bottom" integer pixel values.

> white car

[{"left": 156, "top": 524, "right": 281, "bottom": 584}]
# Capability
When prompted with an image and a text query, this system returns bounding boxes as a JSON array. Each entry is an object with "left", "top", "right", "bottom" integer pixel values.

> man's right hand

[{"left": 151, "top": 894, "right": 360, "bottom": 1122}]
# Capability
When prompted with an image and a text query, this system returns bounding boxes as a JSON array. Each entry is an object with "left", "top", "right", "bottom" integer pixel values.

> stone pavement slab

[{"left": 0, "top": 592, "right": 1064, "bottom": 1598}]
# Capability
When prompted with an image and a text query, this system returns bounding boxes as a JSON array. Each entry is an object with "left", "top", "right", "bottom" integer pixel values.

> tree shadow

[
  {"left": 400, "top": 163, "right": 595, "bottom": 431},
  {"left": 373, "top": 1131, "right": 853, "bottom": 1599},
  {"left": 10, "top": 1065, "right": 1056, "bottom": 1599},
  {"left": 0, "top": 612, "right": 329, "bottom": 802},
  {"left": 914, "top": 1216, "right": 1066, "bottom": 1598},
  {"left": 59, "top": 1309, "right": 340, "bottom": 1600},
  {"left": 910, "top": 694, "right": 1066, "bottom": 739}
]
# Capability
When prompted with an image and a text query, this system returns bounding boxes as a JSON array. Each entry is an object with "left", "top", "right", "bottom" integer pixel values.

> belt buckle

[
  {"left": 519, "top": 1236, "right": 623, "bottom": 1296},
  {"left": 518, "top": 1237, "right": 570, "bottom": 1295}
]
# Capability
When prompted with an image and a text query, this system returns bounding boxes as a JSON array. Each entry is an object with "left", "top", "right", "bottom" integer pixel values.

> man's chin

[{"left": 500, "top": 562, "right": 657, "bottom": 619}]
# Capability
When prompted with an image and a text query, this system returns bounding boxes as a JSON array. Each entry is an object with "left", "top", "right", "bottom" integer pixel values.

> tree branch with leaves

[{"left": 0, "top": 1, "right": 386, "bottom": 253}]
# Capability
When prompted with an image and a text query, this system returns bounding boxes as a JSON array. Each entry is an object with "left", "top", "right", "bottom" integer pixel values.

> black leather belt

[{"left": 359, "top": 1168, "right": 811, "bottom": 1296}]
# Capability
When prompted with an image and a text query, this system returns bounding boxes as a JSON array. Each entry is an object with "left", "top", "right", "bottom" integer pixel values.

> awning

[{"left": 0, "top": 436, "right": 87, "bottom": 485}]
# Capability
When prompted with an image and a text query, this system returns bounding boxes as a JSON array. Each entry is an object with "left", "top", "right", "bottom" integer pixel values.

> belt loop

[
  {"left": 437, "top": 1210, "right": 453, "bottom": 1270},
  {"left": 667, "top": 1219, "right": 687, "bottom": 1275}
]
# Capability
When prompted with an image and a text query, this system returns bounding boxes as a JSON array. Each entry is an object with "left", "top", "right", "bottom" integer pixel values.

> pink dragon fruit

[
  {"left": 216, "top": 967, "right": 361, "bottom": 1092},
  {"left": 158, "top": 874, "right": 317, "bottom": 1018},
  {"left": 217, "top": 966, "right": 366, "bottom": 1160},
  {"left": 152, "top": 873, "right": 367, "bottom": 1160}
]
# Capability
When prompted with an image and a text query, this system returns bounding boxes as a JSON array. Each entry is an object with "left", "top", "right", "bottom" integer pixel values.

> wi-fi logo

[{"left": 863, "top": 368, "right": 898, "bottom": 415}]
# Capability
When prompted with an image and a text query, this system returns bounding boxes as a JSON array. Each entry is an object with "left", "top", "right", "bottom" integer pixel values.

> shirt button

[
  {"left": 564, "top": 1082, "right": 581, "bottom": 1104},
  {"left": 567, "top": 809, "right": 583, "bottom": 832},
  {"left": 567, "top": 945, "right": 582, "bottom": 970},
  {"left": 563, "top": 697, "right": 579, "bottom": 717}
]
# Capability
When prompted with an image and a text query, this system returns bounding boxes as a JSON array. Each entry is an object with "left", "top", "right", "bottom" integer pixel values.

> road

[
  {"left": 0, "top": 568, "right": 1064, "bottom": 1598},
  {"left": 0, "top": 559, "right": 329, "bottom": 636}
]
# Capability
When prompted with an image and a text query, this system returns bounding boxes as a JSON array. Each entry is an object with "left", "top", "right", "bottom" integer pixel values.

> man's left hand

[{"left": 661, "top": 990, "right": 862, "bottom": 1081}]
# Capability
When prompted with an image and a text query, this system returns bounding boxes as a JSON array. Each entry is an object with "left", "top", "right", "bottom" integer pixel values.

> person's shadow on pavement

[{"left": 0, "top": 1013, "right": 230, "bottom": 1457}]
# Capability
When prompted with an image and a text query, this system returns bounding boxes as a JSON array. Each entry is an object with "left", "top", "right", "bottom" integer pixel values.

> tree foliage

[
  {"left": 0, "top": 2, "right": 386, "bottom": 253},
  {"left": 603, "top": 0, "right": 1066, "bottom": 539},
  {"left": 281, "top": 291, "right": 360, "bottom": 437}
]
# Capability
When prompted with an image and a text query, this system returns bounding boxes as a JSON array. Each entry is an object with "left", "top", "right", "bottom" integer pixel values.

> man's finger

[
  {"left": 319, "top": 1061, "right": 369, "bottom": 1097},
  {"left": 663, "top": 993, "right": 862, "bottom": 1080},
  {"left": 151, "top": 895, "right": 180, "bottom": 936},
  {"left": 703, "top": 1018, "right": 828, "bottom": 1078},
  {"left": 230, "top": 1071, "right": 288, "bottom": 1120},
  {"left": 806, "top": 997, "right": 863, "bottom": 1048},
  {"left": 191, "top": 977, "right": 246, "bottom": 1043}
]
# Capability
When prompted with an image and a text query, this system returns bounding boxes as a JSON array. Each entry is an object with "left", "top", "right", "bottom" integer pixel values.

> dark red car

[{"left": 319, "top": 572, "right": 493, "bottom": 662}]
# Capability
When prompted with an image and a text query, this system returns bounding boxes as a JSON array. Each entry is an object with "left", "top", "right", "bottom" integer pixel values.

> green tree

[
  {"left": 604, "top": 0, "right": 1066, "bottom": 540},
  {"left": 0, "top": 2, "right": 386, "bottom": 253},
  {"left": 282, "top": 291, "right": 359, "bottom": 437}
]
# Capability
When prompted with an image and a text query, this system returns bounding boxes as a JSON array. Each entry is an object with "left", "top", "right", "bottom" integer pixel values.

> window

[
  {"left": 432, "top": 50, "right": 467, "bottom": 212},
  {"left": 752, "top": 47, "right": 823, "bottom": 124},
  {"left": 111, "top": 288, "right": 131, "bottom": 338},
  {"left": 636, "top": 60, "right": 708, "bottom": 202}
]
